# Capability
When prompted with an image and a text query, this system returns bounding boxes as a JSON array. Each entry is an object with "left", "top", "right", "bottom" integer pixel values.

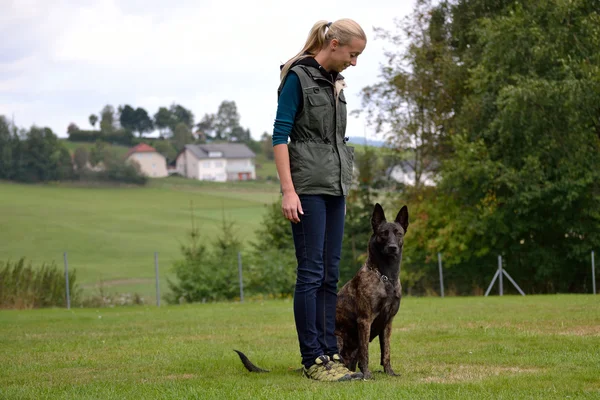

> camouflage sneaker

[
  {"left": 303, "top": 355, "right": 351, "bottom": 382},
  {"left": 330, "top": 354, "right": 364, "bottom": 380}
]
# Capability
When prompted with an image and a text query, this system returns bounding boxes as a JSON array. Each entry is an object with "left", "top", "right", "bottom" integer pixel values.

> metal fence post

[
  {"left": 154, "top": 252, "right": 160, "bottom": 307},
  {"left": 238, "top": 252, "right": 244, "bottom": 303},
  {"left": 498, "top": 255, "right": 503, "bottom": 296},
  {"left": 438, "top": 252, "right": 445, "bottom": 298},
  {"left": 63, "top": 252, "right": 71, "bottom": 310},
  {"left": 593, "top": 251, "right": 597, "bottom": 295}
]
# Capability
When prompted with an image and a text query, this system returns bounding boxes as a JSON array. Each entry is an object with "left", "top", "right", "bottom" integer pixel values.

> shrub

[{"left": 0, "top": 258, "right": 80, "bottom": 309}]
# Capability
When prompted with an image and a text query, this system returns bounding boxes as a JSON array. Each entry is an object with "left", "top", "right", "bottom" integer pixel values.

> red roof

[{"left": 126, "top": 143, "right": 157, "bottom": 158}]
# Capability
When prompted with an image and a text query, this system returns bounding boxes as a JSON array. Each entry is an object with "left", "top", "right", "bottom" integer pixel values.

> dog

[
  {"left": 335, "top": 203, "right": 408, "bottom": 380},
  {"left": 234, "top": 203, "right": 408, "bottom": 380}
]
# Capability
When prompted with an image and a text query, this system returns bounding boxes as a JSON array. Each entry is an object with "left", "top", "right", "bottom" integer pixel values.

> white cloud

[{"left": 0, "top": 0, "right": 415, "bottom": 140}]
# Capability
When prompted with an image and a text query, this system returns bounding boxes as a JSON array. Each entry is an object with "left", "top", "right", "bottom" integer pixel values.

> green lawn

[
  {"left": 0, "top": 295, "right": 598, "bottom": 399},
  {"left": 0, "top": 180, "right": 280, "bottom": 301}
]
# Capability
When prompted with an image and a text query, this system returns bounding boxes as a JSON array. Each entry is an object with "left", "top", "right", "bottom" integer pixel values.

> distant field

[
  {"left": 60, "top": 140, "right": 130, "bottom": 158},
  {"left": 0, "top": 179, "right": 280, "bottom": 301},
  {"left": 0, "top": 295, "right": 598, "bottom": 399}
]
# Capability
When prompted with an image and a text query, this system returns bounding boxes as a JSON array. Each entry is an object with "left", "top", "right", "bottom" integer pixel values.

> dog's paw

[
  {"left": 362, "top": 371, "right": 373, "bottom": 380},
  {"left": 383, "top": 367, "right": 400, "bottom": 377}
]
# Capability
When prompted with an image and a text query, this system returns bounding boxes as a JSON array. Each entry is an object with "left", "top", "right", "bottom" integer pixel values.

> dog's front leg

[
  {"left": 379, "top": 321, "right": 398, "bottom": 376},
  {"left": 357, "top": 318, "right": 372, "bottom": 379}
]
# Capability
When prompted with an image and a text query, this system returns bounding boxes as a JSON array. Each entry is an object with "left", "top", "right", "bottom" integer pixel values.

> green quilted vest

[{"left": 278, "top": 64, "right": 355, "bottom": 196}]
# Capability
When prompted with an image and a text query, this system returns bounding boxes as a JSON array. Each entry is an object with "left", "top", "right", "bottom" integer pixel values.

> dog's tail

[{"left": 233, "top": 350, "right": 270, "bottom": 373}]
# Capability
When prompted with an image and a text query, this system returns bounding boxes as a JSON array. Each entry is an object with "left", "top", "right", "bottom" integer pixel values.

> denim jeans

[{"left": 291, "top": 194, "right": 346, "bottom": 368}]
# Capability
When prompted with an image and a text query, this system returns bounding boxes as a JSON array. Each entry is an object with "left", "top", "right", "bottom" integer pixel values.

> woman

[{"left": 272, "top": 19, "right": 367, "bottom": 382}]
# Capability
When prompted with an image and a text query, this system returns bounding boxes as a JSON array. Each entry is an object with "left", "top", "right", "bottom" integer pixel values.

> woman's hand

[{"left": 282, "top": 190, "right": 304, "bottom": 223}]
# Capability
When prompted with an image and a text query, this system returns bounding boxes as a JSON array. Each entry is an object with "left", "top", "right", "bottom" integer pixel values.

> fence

[{"left": 58, "top": 250, "right": 598, "bottom": 309}]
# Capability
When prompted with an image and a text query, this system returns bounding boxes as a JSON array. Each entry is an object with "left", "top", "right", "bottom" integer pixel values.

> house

[
  {"left": 125, "top": 143, "right": 168, "bottom": 178},
  {"left": 176, "top": 143, "right": 256, "bottom": 182},
  {"left": 387, "top": 160, "right": 437, "bottom": 187}
]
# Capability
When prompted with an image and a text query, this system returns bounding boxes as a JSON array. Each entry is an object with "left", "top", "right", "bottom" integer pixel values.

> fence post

[
  {"left": 238, "top": 251, "right": 244, "bottom": 303},
  {"left": 63, "top": 252, "right": 71, "bottom": 310},
  {"left": 498, "top": 255, "right": 503, "bottom": 296},
  {"left": 154, "top": 252, "right": 160, "bottom": 307},
  {"left": 593, "top": 251, "right": 597, "bottom": 295},
  {"left": 438, "top": 252, "right": 445, "bottom": 298}
]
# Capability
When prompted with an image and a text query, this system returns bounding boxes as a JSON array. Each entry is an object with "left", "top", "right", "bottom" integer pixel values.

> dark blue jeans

[{"left": 291, "top": 194, "right": 346, "bottom": 368}]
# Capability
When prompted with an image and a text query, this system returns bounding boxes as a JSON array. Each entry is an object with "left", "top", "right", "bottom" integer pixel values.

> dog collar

[{"left": 371, "top": 267, "right": 390, "bottom": 284}]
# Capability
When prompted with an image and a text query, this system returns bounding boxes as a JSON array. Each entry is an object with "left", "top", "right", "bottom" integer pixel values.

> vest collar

[{"left": 290, "top": 56, "right": 345, "bottom": 85}]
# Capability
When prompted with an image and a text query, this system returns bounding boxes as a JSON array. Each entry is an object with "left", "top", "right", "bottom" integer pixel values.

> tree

[
  {"left": 357, "top": 0, "right": 458, "bottom": 189},
  {"left": 73, "top": 146, "right": 89, "bottom": 171},
  {"left": 13, "top": 127, "right": 73, "bottom": 182},
  {"left": 133, "top": 107, "right": 154, "bottom": 137},
  {"left": 118, "top": 105, "right": 137, "bottom": 132},
  {"left": 152, "top": 140, "right": 178, "bottom": 165},
  {"left": 196, "top": 100, "right": 246, "bottom": 141},
  {"left": 169, "top": 104, "right": 194, "bottom": 130},
  {"left": 215, "top": 100, "right": 241, "bottom": 141},
  {"left": 260, "top": 131, "right": 274, "bottom": 160},
  {"left": 439, "top": 0, "right": 600, "bottom": 293},
  {"left": 172, "top": 122, "right": 194, "bottom": 152},
  {"left": 118, "top": 105, "right": 153, "bottom": 137},
  {"left": 196, "top": 113, "right": 217, "bottom": 140},
  {"left": 0, "top": 116, "right": 15, "bottom": 179},
  {"left": 388, "top": 0, "right": 600, "bottom": 294},
  {"left": 89, "top": 114, "right": 98, "bottom": 128},
  {"left": 154, "top": 107, "right": 173, "bottom": 137},
  {"left": 99, "top": 105, "right": 116, "bottom": 134},
  {"left": 67, "top": 123, "right": 80, "bottom": 135}
]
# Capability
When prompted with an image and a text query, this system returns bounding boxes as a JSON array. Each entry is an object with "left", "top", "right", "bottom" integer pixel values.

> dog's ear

[
  {"left": 372, "top": 203, "right": 386, "bottom": 232},
  {"left": 395, "top": 205, "right": 409, "bottom": 233}
]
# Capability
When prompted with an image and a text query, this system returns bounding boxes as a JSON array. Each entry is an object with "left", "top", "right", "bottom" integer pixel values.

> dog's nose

[{"left": 387, "top": 245, "right": 399, "bottom": 253}]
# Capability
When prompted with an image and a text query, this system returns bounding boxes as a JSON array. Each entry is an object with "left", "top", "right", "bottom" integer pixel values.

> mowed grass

[
  {"left": 0, "top": 179, "right": 280, "bottom": 301},
  {"left": 0, "top": 295, "right": 598, "bottom": 399}
]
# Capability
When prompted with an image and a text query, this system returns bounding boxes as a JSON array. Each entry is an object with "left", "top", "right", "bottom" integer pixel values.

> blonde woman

[{"left": 272, "top": 19, "right": 367, "bottom": 382}]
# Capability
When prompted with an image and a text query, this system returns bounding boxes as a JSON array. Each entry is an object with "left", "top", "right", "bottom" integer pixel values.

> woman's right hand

[{"left": 282, "top": 190, "right": 304, "bottom": 223}]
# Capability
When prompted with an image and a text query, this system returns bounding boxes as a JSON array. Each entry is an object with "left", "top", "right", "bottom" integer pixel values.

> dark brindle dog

[
  {"left": 234, "top": 203, "right": 408, "bottom": 380},
  {"left": 335, "top": 203, "right": 408, "bottom": 379}
]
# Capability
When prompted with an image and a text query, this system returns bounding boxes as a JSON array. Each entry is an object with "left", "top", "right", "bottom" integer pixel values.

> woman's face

[{"left": 330, "top": 37, "right": 366, "bottom": 72}]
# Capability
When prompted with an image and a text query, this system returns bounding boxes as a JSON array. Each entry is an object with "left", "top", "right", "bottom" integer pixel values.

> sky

[{"left": 0, "top": 0, "right": 416, "bottom": 142}]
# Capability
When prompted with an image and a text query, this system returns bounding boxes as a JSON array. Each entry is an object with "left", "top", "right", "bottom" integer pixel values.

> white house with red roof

[{"left": 125, "top": 143, "right": 168, "bottom": 178}]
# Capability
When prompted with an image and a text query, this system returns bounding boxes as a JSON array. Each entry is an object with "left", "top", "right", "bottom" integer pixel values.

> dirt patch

[
  {"left": 82, "top": 279, "right": 153, "bottom": 288},
  {"left": 422, "top": 365, "right": 540, "bottom": 383}
]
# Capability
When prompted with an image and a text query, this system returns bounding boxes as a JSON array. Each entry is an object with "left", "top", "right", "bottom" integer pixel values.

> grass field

[
  {"left": 0, "top": 179, "right": 280, "bottom": 301},
  {"left": 0, "top": 295, "right": 598, "bottom": 399}
]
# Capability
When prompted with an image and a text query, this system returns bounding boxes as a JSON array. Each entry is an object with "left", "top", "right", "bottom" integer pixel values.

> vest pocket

[
  {"left": 288, "top": 141, "right": 339, "bottom": 193},
  {"left": 306, "top": 91, "right": 332, "bottom": 137}
]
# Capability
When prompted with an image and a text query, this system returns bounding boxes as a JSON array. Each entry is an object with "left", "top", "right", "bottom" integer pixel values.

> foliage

[
  {"left": 246, "top": 199, "right": 297, "bottom": 297},
  {"left": 360, "top": 0, "right": 600, "bottom": 294},
  {"left": 119, "top": 105, "right": 154, "bottom": 137},
  {"left": 0, "top": 257, "right": 80, "bottom": 309},
  {"left": 166, "top": 211, "right": 243, "bottom": 303}
]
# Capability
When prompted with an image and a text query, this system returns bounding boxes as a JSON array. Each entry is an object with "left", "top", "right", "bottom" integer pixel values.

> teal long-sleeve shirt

[{"left": 272, "top": 72, "right": 302, "bottom": 146}]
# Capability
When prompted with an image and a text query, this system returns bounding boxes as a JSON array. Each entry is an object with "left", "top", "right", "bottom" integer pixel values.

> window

[
  {"left": 203, "top": 161, "right": 210, "bottom": 168},
  {"left": 215, "top": 161, "right": 223, "bottom": 168}
]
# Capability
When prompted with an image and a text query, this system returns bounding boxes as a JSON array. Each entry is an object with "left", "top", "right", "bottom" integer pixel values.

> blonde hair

[{"left": 280, "top": 18, "right": 367, "bottom": 82}]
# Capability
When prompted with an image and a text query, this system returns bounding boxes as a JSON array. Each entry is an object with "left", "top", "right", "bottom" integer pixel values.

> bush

[
  {"left": 0, "top": 258, "right": 80, "bottom": 309},
  {"left": 165, "top": 216, "right": 243, "bottom": 304}
]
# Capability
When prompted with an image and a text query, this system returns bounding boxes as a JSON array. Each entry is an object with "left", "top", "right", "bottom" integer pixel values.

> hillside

[{"left": 0, "top": 179, "right": 280, "bottom": 301}]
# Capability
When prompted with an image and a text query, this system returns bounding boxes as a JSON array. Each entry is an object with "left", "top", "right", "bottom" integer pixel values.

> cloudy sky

[{"left": 1, "top": 0, "right": 415, "bottom": 142}]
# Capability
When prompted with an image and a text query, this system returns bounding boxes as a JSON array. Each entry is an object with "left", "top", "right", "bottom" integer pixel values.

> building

[
  {"left": 125, "top": 143, "right": 168, "bottom": 178},
  {"left": 175, "top": 143, "right": 256, "bottom": 182}
]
